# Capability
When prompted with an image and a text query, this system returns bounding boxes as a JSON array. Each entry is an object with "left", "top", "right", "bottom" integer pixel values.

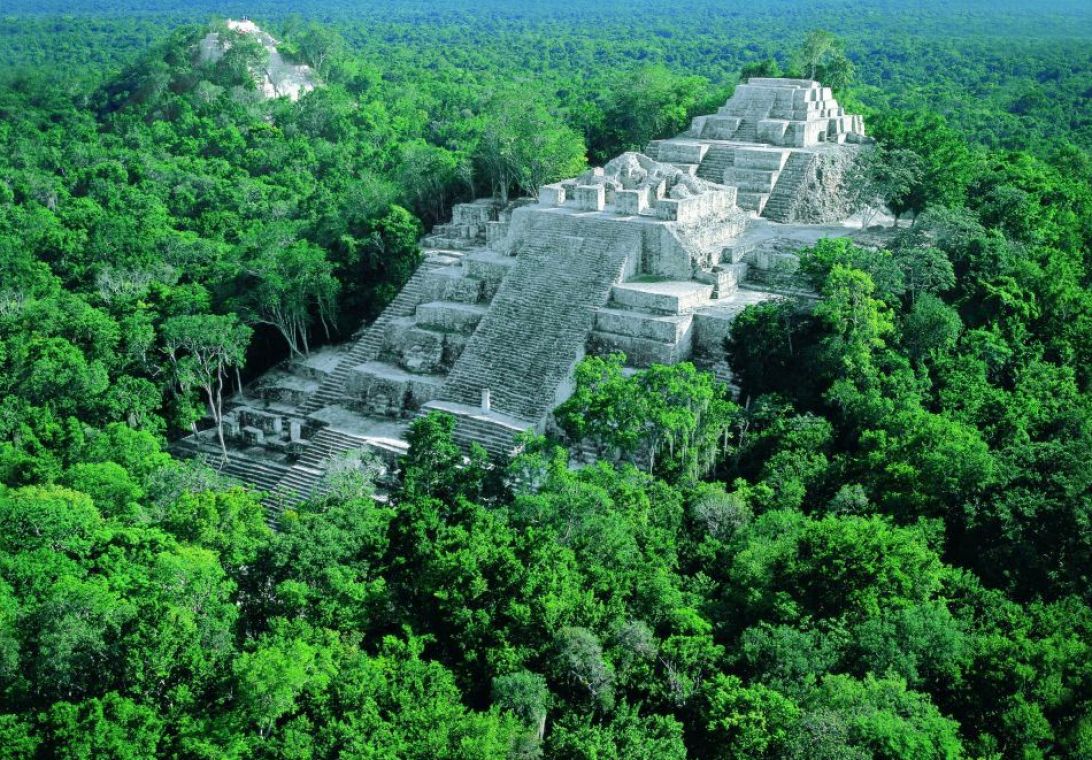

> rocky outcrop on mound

[
  {"left": 763, "top": 146, "right": 863, "bottom": 224},
  {"left": 199, "top": 19, "right": 317, "bottom": 101}
]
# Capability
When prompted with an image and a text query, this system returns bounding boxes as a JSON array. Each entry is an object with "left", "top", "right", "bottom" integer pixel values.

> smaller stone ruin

[
  {"left": 198, "top": 19, "right": 318, "bottom": 101},
  {"left": 540, "top": 151, "right": 742, "bottom": 227}
]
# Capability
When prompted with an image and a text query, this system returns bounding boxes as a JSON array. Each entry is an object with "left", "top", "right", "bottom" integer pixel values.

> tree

[
  {"left": 901, "top": 294, "right": 962, "bottom": 364},
  {"left": 239, "top": 232, "right": 339, "bottom": 358},
  {"left": 0, "top": 485, "right": 102, "bottom": 558},
  {"left": 892, "top": 245, "right": 955, "bottom": 303},
  {"left": 726, "top": 299, "right": 823, "bottom": 405},
  {"left": 556, "top": 355, "right": 738, "bottom": 482},
  {"left": 727, "top": 511, "right": 946, "bottom": 625},
  {"left": 552, "top": 627, "right": 614, "bottom": 711},
  {"left": 62, "top": 462, "right": 143, "bottom": 519},
  {"left": 546, "top": 702, "right": 687, "bottom": 760},
  {"left": 475, "top": 86, "right": 586, "bottom": 202},
  {"left": 253, "top": 489, "right": 393, "bottom": 632},
  {"left": 397, "top": 140, "right": 464, "bottom": 225},
  {"left": 802, "top": 674, "right": 964, "bottom": 760},
  {"left": 871, "top": 111, "right": 979, "bottom": 214},
  {"left": 233, "top": 628, "right": 336, "bottom": 740},
  {"left": 701, "top": 674, "right": 801, "bottom": 760},
  {"left": 813, "top": 265, "right": 895, "bottom": 379},
  {"left": 592, "top": 65, "right": 714, "bottom": 162},
  {"left": 320, "top": 636, "right": 519, "bottom": 760},
  {"left": 31, "top": 575, "right": 132, "bottom": 703},
  {"left": 794, "top": 31, "right": 837, "bottom": 80},
  {"left": 740, "top": 59, "right": 783, "bottom": 81},
  {"left": 45, "top": 693, "right": 164, "bottom": 759},
  {"left": 493, "top": 670, "right": 549, "bottom": 749},
  {"left": 791, "top": 31, "right": 854, "bottom": 90},
  {"left": 159, "top": 486, "right": 269, "bottom": 572},
  {"left": 400, "top": 411, "right": 490, "bottom": 502},
  {"left": 846, "top": 146, "right": 926, "bottom": 225},
  {"left": 295, "top": 23, "right": 344, "bottom": 77},
  {"left": 161, "top": 314, "right": 251, "bottom": 457}
]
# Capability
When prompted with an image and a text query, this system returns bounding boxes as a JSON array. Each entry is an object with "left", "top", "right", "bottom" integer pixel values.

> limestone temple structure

[{"left": 178, "top": 78, "right": 871, "bottom": 515}]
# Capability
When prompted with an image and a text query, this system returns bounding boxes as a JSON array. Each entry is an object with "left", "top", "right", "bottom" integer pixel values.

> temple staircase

[
  {"left": 297, "top": 257, "right": 449, "bottom": 415},
  {"left": 760, "top": 152, "right": 815, "bottom": 222},
  {"left": 438, "top": 228, "right": 637, "bottom": 425}
]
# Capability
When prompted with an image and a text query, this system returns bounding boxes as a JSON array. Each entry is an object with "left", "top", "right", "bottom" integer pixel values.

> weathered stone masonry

[{"left": 178, "top": 78, "right": 870, "bottom": 512}]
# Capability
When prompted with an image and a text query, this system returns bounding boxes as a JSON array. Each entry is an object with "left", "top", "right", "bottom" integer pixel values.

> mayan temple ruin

[{"left": 178, "top": 78, "right": 871, "bottom": 512}]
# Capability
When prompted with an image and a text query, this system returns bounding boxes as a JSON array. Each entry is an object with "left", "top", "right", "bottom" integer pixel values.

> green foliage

[
  {"left": 789, "top": 30, "right": 855, "bottom": 90},
  {"left": 701, "top": 673, "right": 801, "bottom": 759},
  {"left": 871, "top": 111, "right": 978, "bottom": 215},
  {"left": 546, "top": 702, "right": 687, "bottom": 760},
  {"left": 234, "top": 230, "right": 339, "bottom": 357},
  {"left": 474, "top": 84, "right": 587, "bottom": 202},
  {"left": 1, "top": 4, "right": 1091, "bottom": 758},
  {"left": 557, "top": 354, "right": 738, "bottom": 483},
  {"left": 588, "top": 65, "right": 719, "bottom": 164}
]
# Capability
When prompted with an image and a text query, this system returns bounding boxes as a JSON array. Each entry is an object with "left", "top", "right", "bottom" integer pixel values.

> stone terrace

[{"left": 647, "top": 77, "right": 866, "bottom": 219}]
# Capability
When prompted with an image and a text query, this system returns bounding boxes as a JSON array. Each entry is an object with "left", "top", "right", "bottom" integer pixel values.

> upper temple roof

[{"left": 686, "top": 77, "right": 865, "bottom": 148}]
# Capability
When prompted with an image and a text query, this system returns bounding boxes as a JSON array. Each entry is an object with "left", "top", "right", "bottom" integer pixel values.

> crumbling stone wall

[{"left": 768, "top": 147, "right": 863, "bottom": 224}]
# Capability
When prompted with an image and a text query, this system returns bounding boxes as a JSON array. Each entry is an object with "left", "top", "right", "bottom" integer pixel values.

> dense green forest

[{"left": 1, "top": 1, "right": 1091, "bottom": 757}]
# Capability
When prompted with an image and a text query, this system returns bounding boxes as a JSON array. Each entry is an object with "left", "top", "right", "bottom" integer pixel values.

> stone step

[
  {"left": 300, "top": 428, "right": 375, "bottom": 465},
  {"left": 695, "top": 144, "right": 736, "bottom": 184},
  {"left": 464, "top": 250, "right": 516, "bottom": 288},
  {"left": 420, "top": 400, "right": 531, "bottom": 460},
  {"left": 439, "top": 227, "right": 637, "bottom": 423},
  {"left": 173, "top": 439, "right": 293, "bottom": 515},
  {"left": 594, "top": 308, "right": 693, "bottom": 343},
  {"left": 762, "top": 151, "right": 814, "bottom": 222},
  {"left": 736, "top": 192, "right": 770, "bottom": 214},
  {"left": 699, "top": 116, "right": 742, "bottom": 140},
  {"left": 421, "top": 266, "right": 485, "bottom": 304},
  {"left": 696, "top": 262, "right": 749, "bottom": 298},
  {"left": 415, "top": 301, "right": 487, "bottom": 333},
  {"left": 724, "top": 167, "right": 779, "bottom": 193},
  {"left": 217, "top": 454, "right": 290, "bottom": 493},
  {"left": 267, "top": 464, "right": 325, "bottom": 508},
  {"left": 653, "top": 140, "right": 709, "bottom": 164},
  {"left": 345, "top": 360, "right": 446, "bottom": 418},
  {"left": 265, "top": 423, "right": 399, "bottom": 511},
  {"left": 732, "top": 119, "right": 759, "bottom": 142},
  {"left": 298, "top": 259, "right": 447, "bottom": 415},
  {"left": 610, "top": 280, "right": 714, "bottom": 315},
  {"left": 420, "top": 234, "right": 476, "bottom": 251},
  {"left": 733, "top": 147, "right": 790, "bottom": 171},
  {"left": 588, "top": 327, "right": 692, "bottom": 368},
  {"left": 381, "top": 318, "right": 468, "bottom": 374},
  {"left": 757, "top": 120, "right": 790, "bottom": 143}
]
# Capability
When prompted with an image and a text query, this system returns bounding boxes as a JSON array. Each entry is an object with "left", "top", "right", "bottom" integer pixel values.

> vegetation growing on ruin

[{"left": 0, "top": 1, "right": 1090, "bottom": 757}]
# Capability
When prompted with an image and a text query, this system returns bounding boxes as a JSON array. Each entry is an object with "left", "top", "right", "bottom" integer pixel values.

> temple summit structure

[{"left": 177, "top": 77, "right": 872, "bottom": 515}]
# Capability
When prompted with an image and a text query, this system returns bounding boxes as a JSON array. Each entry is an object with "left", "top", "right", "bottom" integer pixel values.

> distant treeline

[{"left": 2, "top": 1, "right": 1091, "bottom": 152}]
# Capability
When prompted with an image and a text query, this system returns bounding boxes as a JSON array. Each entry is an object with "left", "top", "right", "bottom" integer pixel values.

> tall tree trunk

[{"left": 206, "top": 370, "right": 228, "bottom": 460}]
